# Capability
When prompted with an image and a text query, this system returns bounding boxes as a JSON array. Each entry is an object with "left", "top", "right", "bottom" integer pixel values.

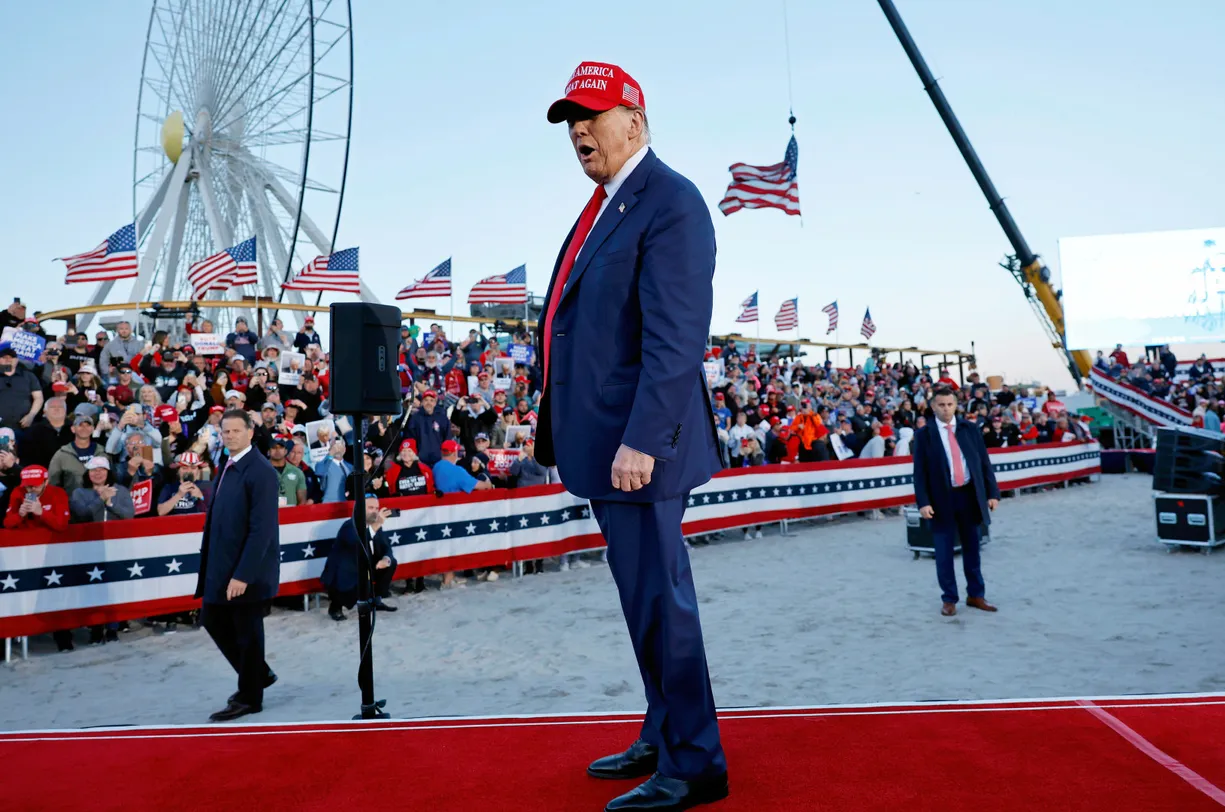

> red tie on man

[
  {"left": 541, "top": 185, "right": 608, "bottom": 392},
  {"left": 946, "top": 423, "right": 967, "bottom": 487}
]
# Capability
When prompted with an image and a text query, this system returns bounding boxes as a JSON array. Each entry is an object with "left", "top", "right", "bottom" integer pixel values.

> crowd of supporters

[
  {"left": 0, "top": 297, "right": 1092, "bottom": 536},
  {"left": 1, "top": 295, "right": 1090, "bottom": 649},
  {"left": 706, "top": 337, "right": 1088, "bottom": 469},
  {"left": 1094, "top": 343, "right": 1223, "bottom": 431}
]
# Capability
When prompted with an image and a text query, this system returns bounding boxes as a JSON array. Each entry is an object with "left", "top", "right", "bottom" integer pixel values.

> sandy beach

[{"left": 1, "top": 473, "right": 1222, "bottom": 731}]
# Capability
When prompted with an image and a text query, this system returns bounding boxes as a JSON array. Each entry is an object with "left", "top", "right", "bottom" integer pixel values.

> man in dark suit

[
  {"left": 195, "top": 409, "right": 281, "bottom": 722},
  {"left": 912, "top": 386, "right": 1001, "bottom": 617},
  {"left": 537, "top": 62, "right": 728, "bottom": 812},
  {"left": 321, "top": 489, "right": 398, "bottom": 621}
]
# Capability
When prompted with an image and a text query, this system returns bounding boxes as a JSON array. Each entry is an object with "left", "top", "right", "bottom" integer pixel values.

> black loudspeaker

[
  {"left": 1153, "top": 427, "right": 1225, "bottom": 494},
  {"left": 328, "top": 302, "right": 403, "bottom": 416}
]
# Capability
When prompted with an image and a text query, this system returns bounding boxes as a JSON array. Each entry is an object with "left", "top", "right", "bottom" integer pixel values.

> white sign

[
  {"left": 191, "top": 333, "right": 225, "bottom": 355},
  {"left": 305, "top": 418, "right": 337, "bottom": 464},
  {"left": 704, "top": 359, "right": 725, "bottom": 387},
  {"left": 1060, "top": 225, "right": 1225, "bottom": 349},
  {"left": 279, "top": 350, "right": 306, "bottom": 386}
]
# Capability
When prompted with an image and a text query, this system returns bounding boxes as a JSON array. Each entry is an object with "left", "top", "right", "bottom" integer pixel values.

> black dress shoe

[
  {"left": 588, "top": 740, "right": 660, "bottom": 780},
  {"left": 329, "top": 608, "right": 346, "bottom": 621},
  {"left": 373, "top": 597, "right": 398, "bottom": 612},
  {"left": 605, "top": 772, "right": 729, "bottom": 811},
  {"left": 228, "top": 672, "right": 277, "bottom": 705},
  {"left": 208, "top": 700, "right": 262, "bottom": 723}
]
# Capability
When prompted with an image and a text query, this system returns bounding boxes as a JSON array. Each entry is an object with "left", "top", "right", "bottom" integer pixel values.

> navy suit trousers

[
  {"left": 932, "top": 483, "right": 986, "bottom": 604},
  {"left": 589, "top": 495, "right": 726, "bottom": 781}
]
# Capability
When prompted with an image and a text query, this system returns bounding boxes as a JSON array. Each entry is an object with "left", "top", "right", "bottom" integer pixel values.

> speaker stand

[{"left": 349, "top": 414, "right": 390, "bottom": 721}]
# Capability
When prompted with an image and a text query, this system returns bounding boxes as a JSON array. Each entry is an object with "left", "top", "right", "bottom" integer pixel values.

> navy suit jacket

[
  {"left": 535, "top": 149, "right": 723, "bottom": 502},
  {"left": 194, "top": 447, "right": 281, "bottom": 605},
  {"left": 321, "top": 519, "right": 396, "bottom": 595},
  {"left": 912, "top": 419, "right": 1001, "bottom": 526}
]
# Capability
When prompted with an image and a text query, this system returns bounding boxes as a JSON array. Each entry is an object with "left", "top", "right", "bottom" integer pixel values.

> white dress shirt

[
  {"left": 226, "top": 444, "right": 254, "bottom": 466},
  {"left": 579, "top": 144, "right": 650, "bottom": 253},
  {"left": 933, "top": 417, "right": 971, "bottom": 487}
]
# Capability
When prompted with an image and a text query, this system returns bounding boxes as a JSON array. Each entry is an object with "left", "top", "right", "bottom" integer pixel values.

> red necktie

[
  {"left": 945, "top": 424, "right": 967, "bottom": 486},
  {"left": 542, "top": 185, "right": 608, "bottom": 391}
]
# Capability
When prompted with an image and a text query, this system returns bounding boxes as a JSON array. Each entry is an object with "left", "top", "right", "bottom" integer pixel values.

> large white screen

[{"left": 1060, "top": 226, "right": 1225, "bottom": 350}]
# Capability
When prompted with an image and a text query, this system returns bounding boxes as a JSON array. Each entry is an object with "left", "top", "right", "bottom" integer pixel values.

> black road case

[{"left": 1153, "top": 492, "right": 1225, "bottom": 554}]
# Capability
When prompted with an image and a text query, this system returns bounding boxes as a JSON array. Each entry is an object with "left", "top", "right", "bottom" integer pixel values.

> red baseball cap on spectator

[
  {"left": 304, "top": 316, "right": 315, "bottom": 325},
  {"left": 51, "top": 381, "right": 70, "bottom": 393},
  {"left": 714, "top": 392, "right": 725, "bottom": 401},
  {"left": 759, "top": 406, "right": 770, "bottom": 415},
  {"left": 21, "top": 466, "right": 48, "bottom": 486},
  {"left": 440, "top": 439, "right": 460, "bottom": 454},
  {"left": 547, "top": 61, "right": 645, "bottom": 123},
  {"left": 209, "top": 405, "right": 225, "bottom": 414},
  {"left": 478, "top": 372, "right": 490, "bottom": 380},
  {"left": 786, "top": 405, "right": 796, "bottom": 413},
  {"left": 108, "top": 385, "right": 135, "bottom": 406},
  {"left": 514, "top": 375, "right": 528, "bottom": 384},
  {"left": 422, "top": 390, "right": 438, "bottom": 399},
  {"left": 400, "top": 438, "right": 418, "bottom": 454},
  {"left": 155, "top": 404, "right": 179, "bottom": 423}
]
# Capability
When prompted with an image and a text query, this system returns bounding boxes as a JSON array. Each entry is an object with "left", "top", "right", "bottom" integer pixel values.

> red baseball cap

[
  {"left": 422, "top": 389, "right": 438, "bottom": 399},
  {"left": 155, "top": 404, "right": 179, "bottom": 423},
  {"left": 21, "top": 465, "right": 48, "bottom": 486},
  {"left": 441, "top": 439, "right": 460, "bottom": 454},
  {"left": 547, "top": 61, "right": 645, "bottom": 123}
]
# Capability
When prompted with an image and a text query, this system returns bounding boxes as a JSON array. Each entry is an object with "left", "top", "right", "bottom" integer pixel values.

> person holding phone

[
  {"left": 321, "top": 489, "right": 398, "bottom": 620},
  {"left": 4, "top": 465, "right": 69, "bottom": 530}
]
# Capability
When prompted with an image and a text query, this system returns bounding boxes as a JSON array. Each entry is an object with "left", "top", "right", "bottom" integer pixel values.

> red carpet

[{"left": 3, "top": 695, "right": 1224, "bottom": 811}]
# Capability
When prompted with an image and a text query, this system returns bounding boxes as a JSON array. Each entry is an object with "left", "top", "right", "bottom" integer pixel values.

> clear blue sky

[{"left": 2, "top": 0, "right": 1221, "bottom": 388}]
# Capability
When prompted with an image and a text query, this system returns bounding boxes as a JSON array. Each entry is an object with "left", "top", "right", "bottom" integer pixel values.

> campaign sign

[
  {"left": 0, "top": 327, "right": 46, "bottom": 362},
  {"left": 509, "top": 344, "right": 534, "bottom": 366},
  {"left": 130, "top": 479, "right": 154, "bottom": 514},
  {"left": 486, "top": 448, "right": 518, "bottom": 477},
  {"left": 191, "top": 333, "right": 225, "bottom": 355}
]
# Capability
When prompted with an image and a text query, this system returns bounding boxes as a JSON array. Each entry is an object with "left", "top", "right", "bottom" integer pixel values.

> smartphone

[
  {"left": 140, "top": 445, "right": 154, "bottom": 462},
  {"left": 387, "top": 509, "right": 401, "bottom": 518}
]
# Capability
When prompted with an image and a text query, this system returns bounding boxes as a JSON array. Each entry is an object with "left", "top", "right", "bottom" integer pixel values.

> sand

[{"left": 2, "top": 473, "right": 1223, "bottom": 731}]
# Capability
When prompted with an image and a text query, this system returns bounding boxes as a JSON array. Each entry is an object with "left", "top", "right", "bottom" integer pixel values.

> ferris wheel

[{"left": 82, "top": 0, "right": 372, "bottom": 330}]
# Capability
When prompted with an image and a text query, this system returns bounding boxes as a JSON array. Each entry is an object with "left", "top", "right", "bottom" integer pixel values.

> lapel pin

[{"left": 618, "top": 203, "right": 626, "bottom": 213}]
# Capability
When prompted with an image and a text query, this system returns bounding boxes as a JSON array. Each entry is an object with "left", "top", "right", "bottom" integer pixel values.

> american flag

[
  {"left": 397, "top": 258, "right": 453, "bottom": 300},
  {"left": 860, "top": 308, "right": 877, "bottom": 340},
  {"left": 281, "top": 247, "right": 361, "bottom": 294},
  {"left": 58, "top": 224, "right": 139, "bottom": 284},
  {"left": 186, "top": 237, "right": 258, "bottom": 299},
  {"left": 775, "top": 298, "right": 799, "bottom": 331},
  {"left": 822, "top": 301, "right": 838, "bottom": 334},
  {"left": 735, "top": 292, "right": 759, "bottom": 323},
  {"left": 718, "top": 135, "right": 801, "bottom": 217},
  {"left": 468, "top": 264, "right": 527, "bottom": 304}
]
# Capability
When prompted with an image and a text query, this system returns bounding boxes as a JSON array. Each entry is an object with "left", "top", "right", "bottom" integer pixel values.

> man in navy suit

[
  {"left": 195, "top": 409, "right": 281, "bottom": 721},
  {"left": 912, "top": 387, "right": 1001, "bottom": 617},
  {"left": 537, "top": 62, "right": 728, "bottom": 812}
]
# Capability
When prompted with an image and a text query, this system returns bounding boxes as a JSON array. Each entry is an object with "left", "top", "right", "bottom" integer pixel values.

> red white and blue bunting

[
  {"left": 1087, "top": 367, "right": 1192, "bottom": 427},
  {"left": 0, "top": 441, "right": 1100, "bottom": 638}
]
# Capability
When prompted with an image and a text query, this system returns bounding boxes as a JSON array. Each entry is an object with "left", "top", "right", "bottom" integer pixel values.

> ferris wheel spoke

[
  {"left": 201, "top": 0, "right": 253, "bottom": 113},
  {"left": 203, "top": 0, "right": 263, "bottom": 121},
  {"left": 219, "top": 17, "right": 310, "bottom": 137},
  {"left": 210, "top": 0, "right": 301, "bottom": 128}
]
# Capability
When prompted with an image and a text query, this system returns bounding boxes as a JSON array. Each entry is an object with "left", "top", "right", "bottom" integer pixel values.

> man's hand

[
  {"left": 19, "top": 413, "right": 34, "bottom": 429},
  {"left": 375, "top": 556, "right": 391, "bottom": 570},
  {"left": 29, "top": 499, "right": 43, "bottom": 516},
  {"left": 987, "top": 498, "right": 999, "bottom": 512},
  {"left": 919, "top": 505, "right": 934, "bottom": 520},
  {"left": 611, "top": 444, "right": 655, "bottom": 492},
  {"left": 226, "top": 578, "right": 248, "bottom": 600}
]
